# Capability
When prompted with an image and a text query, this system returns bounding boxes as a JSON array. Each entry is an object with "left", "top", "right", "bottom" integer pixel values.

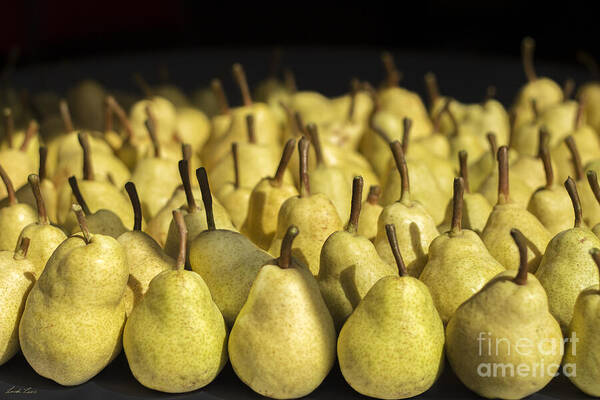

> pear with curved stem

[
  {"left": 420, "top": 177, "right": 505, "bottom": 324},
  {"left": 565, "top": 136, "right": 600, "bottom": 226},
  {"left": 586, "top": 170, "right": 600, "bottom": 238},
  {"left": 128, "top": 95, "right": 177, "bottom": 145},
  {"left": 0, "top": 109, "right": 41, "bottom": 167},
  {"left": 510, "top": 128, "right": 555, "bottom": 194},
  {"left": 357, "top": 185, "right": 383, "bottom": 242},
  {"left": 216, "top": 142, "right": 252, "bottom": 228},
  {"left": 0, "top": 163, "right": 36, "bottom": 251}
]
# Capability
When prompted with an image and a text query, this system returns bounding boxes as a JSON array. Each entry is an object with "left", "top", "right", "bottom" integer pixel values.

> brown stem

[
  {"left": 381, "top": 52, "right": 400, "bottom": 87},
  {"left": 124, "top": 182, "right": 143, "bottom": 231},
  {"left": 590, "top": 248, "right": 600, "bottom": 274},
  {"left": 106, "top": 96, "right": 133, "bottom": 139},
  {"left": 538, "top": 128, "right": 554, "bottom": 189},
  {"left": 28, "top": 174, "right": 48, "bottom": 225},
  {"left": 283, "top": 68, "right": 297, "bottom": 93},
  {"left": 306, "top": 123, "right": 325, "bottom": 166},
  {"left": 179, "top": 159, "right": 197, "bottom": 213},
  {"left": 14, "top": 237, "right": 31, "bottom": 259},
  {"left": 348, "top": 78, "right": 359, "bottom": 121},
  {"left": 432, "top": 98, "right": 451, "bottom": 133},
  {"left": 231, "top": 142, "right": 240, "bottom": 189},
  {"left": 563, "top": 78, "right": 575, "bottom": 100},
  {"left": 245, "top": 114, "right": 256, "bottom": 143},
  {"left": 565, "top": 177, "right": 583, "bottom": 228},
  {"left": 133, "top": 73, "right": 153, "bottom": 98},
  {"left": 565, "top": 136, "right": 584, "bottom": 181},
  {"left": 172, "top": 209, "right": 187, "bottom": 270},
  {"left": 59, "top": 99, "right": 74, "bottom": 132},
  {"left": 424, "top": 72, "right": 440, "bottom": 109},
  {"left": 19, "top": 120, "right": 38, "bottom": 152},
  {"left": 367, "top": 185, "right": 381, "bottom": 205},
  {"left": 486, "top": 132, "right": 498, "bottom": 158},
  {"left": 485, "top": 86, "right": 497, "bottom": 101},
  {"left": 451, "top": 177, "right": 464, "bottom": 234},
  {"left": 369, "top": 119, "right": 392, "bottom": 144},
  {"left": 211, "top": 79, "right": 230, "bottom": 115},
  {"left": 401, "top": 117, "right": 412, "bottom": 155},
  {"left": 144, "top": 106, "right": 161, "bottom": 158},
  {"left": 38, "top": 146, "right": 48, "bottom": 181},
  {"left": 510, "top": 228, "right": 529, "bottom": 285},
  {"left": 521, "top": 37, "right": 538, "bottom": 82},
  {"left": 298, "top": 137, "right": 311, "bottom": 197},
  {"left": 72, "top": 203, "right": 92, "bottom": 244},
  {"left": 77, "top": 132, "right": 94, "bottom": 181},
  {"left": 232, "top": 63, "right": 252, "bottom": 106},
  {"left": 3, "top": 108, "right": 13, "bottom": 148},
  {"left": 68, "top": 176, "right": 91, "bottom": 215},
  {"left": 272, "top": 138, "right": 295, "bottom": 187},
  {"left": 181, "top": 143, "right": 192, "bottom": 162},
  {"left": 575, "top": 97, "right": 586, "bottom": 129},
  {"left": 587, "top": 170, "right": 600, "bottom": 206},
  {"left": 497, "top": 146, "right": 510, "bottom": 205},
  {"left": 390, "top": 140, "right": 410, "bottom": 203},
  {"left": 576, "top": 51, "right": 600, "bottom": 80},
  {"left": 458, "top": 150, "right": 470, "bottom": 193},
  {"left": 196, "top": 167, "right": 216, "bottom": 231},
  {"left": 0, "top": 162, "right": 17, "bottom": 205},
  {"left": 293, "top": 111, "right": 307, "bottom": 137},
  {"left": 385, "top": 224, "right": 408, "bottom": 276},
  {"left": 347, "top": 176, "right": 363, "bottom": 233},
  {"left": 278, "top": 225, "right": 299, "bottom": 269}
]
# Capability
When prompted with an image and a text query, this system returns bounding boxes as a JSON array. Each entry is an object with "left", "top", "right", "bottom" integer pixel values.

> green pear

[
  {"left": 446, "top": 228, "right": 564, "bottom": 399},
  {"left": 229, "top": 225, "right": 336, "bottom": 399},
  {"left": 0, "top": 110, "right": 37, "bottom": 199},
  {"left": 338, "top": 223, "right": 445, "bottom": 399},
  {"left": 535, "top": 177, "right": 600, "bottom": 333},
  {"left": 19, "top": 205, "right": 128, "bottom": 385},
  {"left": 129, "top": 96, "right": 177, "bottom": 145},
  {"left": 586, "top": 170, "right": 600, "bottom": 237},
  {"left": 0, "top": 163, "right": 37, "bottom": 251},
  {"left": 215, "top": 142, "right": 252, "bottom": 228},
  {"left": 317, "top": 176, "right": 397, "bottom": 330},
  {"left": 421, "top": 177, "right": 505, "bottom": 324},
  {"left": 0, "top": 111, "right": 40, "bottom": 171},
  {"left": 357, "top": 185, "right": 383, "bottom": 241},
  {"left": 564, "top": 136, "right": 600, "bottom": 226}
]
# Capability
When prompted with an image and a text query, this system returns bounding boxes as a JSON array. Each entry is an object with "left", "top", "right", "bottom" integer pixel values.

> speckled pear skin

[
  {"left": 420, "top": 230, "right": 505, "bottom": 324},
  {"left": 0, "top": 204, "right": 37, "bottom": 251},
  {"left": 446, "top": 270, "right": 563, "bottom": 400},
  {"left": 337, "top": 275, "right": 445, "bottom": 399},
  {"left": 17, "top": 224, "right": 67, "bottom": 273},
  {"left": 18, "top": 234, "right": 128, "bottom": 386},
  {"left": 310, "top": 166, "right": 352, "bottom": 223},
  {"left": 118, "top": 231, "right": 175, "bottom": 316},
  {"left": 123, "top": 269, "right": 228, "bottom": 393},
  {"left": 317, "top": 231, "right": 398, "bottom": 330},
  {"left": 565, "top": 283, "right": 600, "bottom": 396},
  {"left": 356, "top": 200, "right": 382, "bottom": 241},
  {"left": 535, "top": 227, "right": 600, "bottom": 333},
  {"left": 439, "top": 193, "right": 492, "bottom": 234},
  {"left": 229, "top": 262, "right": 336, "bottom": 399},
  {"left": 71, "top": 209, "right": 128, "bottom": 239},
  {"left": 374, "top": 201, "right": 439, "bottom": 277},
  {"left": 216, "top": 183, "right": 252, "bottom": 228},
  {"left": 527, "top": 186, "right": 575, "bottom": 236},
  {"left": 594, "top": 223, "right": 600, "bottom": 238},
  {"left": 0, "top": 252, "right": 36, "bottom": 365},
  {"left": 481, "top": 202, "right": 551, "bottom": 272},
  {"left": 268, "top": 194, "right": 343, "bottom": 275},
  {"left": 190, "top": 229, "right": 272, "bottom": 327}
]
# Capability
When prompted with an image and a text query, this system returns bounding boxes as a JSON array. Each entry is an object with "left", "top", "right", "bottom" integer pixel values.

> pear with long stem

[{"left": 0, "top": 163, "right": 36, "bottom": 251}]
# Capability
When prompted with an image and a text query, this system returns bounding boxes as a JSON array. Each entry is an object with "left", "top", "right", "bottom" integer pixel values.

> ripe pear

[
  {"left": 0, "top": 163, "right": 37, "bottom": 251},
  {"left": 357, "top": 185, "right": 383, "bottom": 241},
  {"left": 129, "top": 96, "right": 177, "bottom": 144},
  {"left": 175, "top": 106, "right": 211, "bottom": 153},
  {"left": 19, "top": 205, "right": 128, "bottom": 385},
  {"left": 374, "top": 141, "right": 439, "bottom": 277},
  {"left": 0, "top": 110, "right": 40, "bottom": 169},
  {"left": 446, "top": 228, "right": 564, "bottom": 399},
  {"left": 190, "top": 167, "right": 273, "bottom": 327},
  {"left": 241, "top": 139, "right": 298, "bottom": 249},
  {"left": 421, "top": 178, "right": 505, "bottom": 324},
  {"left": 229, "top": 225, "right": 336, "bottom": 399},
  {"left": 268, "top": 138, "right": 343, "bottom": 275},
  {"left": 215, "top": 143, "right": 252, "bottom": 228},
  {"left": 535, "top": 177, "right": 600, "bottom": 333},
  {"left": 481, "top": 147, "right": 550, "bottom": 272},
  {"left": 317, "top": 176, "right": 397, "bottom": 330},
  {"left": 338, "top": 224, "right": 445, "bottom": 399},
  {"left": 0, "top": 238, "right": 36, "bottom": 366},
  {"left": 565, "top": 136, "right": 600, "bottom": 226},
  {"left": 0, "top": 111, "right": 37, "bottom": 199},
  {"left": 586, "top": 170, "right": 600, "bottom": 237},
  {"left": 123, "top": 209, "right": 227, "bottom": 393},
  {"left": 66, "top": 80, "right": 106, "bottom": 131}
]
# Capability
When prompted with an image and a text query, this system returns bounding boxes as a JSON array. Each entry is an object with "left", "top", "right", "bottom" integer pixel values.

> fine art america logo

[{"left": 476, "top": 332, "right": 577, "bottom": 377}]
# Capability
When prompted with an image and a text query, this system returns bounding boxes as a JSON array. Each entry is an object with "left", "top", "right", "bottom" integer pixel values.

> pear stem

[
  {"left": 587, "top": 170, "right": 600, "bottom": 206},
  {"left": 59, "top": 99, "right": 74, "bottom": 132},
  {"left": 367, "top": 185, "right": 381, "bottom": 205},
  {"left": 369, "top": 118, "right": 392, "bottom": 144},
  {"left": 575, "top": 97, "right": 586, "bottom": 129},
  {"left": 14, "top": 237, "right": 31, "bottom": 260},
  {"left": 19, "top": 120, "right": 38, "bottom": 152},
  {"left": 298, "top": 137, "right": 311, "bottom": 197},
  {"left": 279, "top": 225, "right": 299, "bottom": 269},
  {"left": 77, "top": 132, "right": 94, "bottom": 181},
  {"left": 485, "top": 86, "right": 496, "bottom": 101},
  {"left": 179, "top": 159, "right": 197, "bottom": 213},
  {"left": 538, "top": 128, "right": 554, "bottom": 189},
  {"left": 68, "top": 176, "right": 91, "bottom": 215},
  {"left": 451, "top": 177, "right": 464, "bottom": 234},
  {"left": 531, "top": 99, "right": 539, "bottom": 119},
  {"left": 279, "top": 102, "right": 298, "bottom": 136},
  {"left": 590, "top": 248, "right": 600, "bottom": 274},
  {"left": 181, "top": 143, "right": 192, "bottom": 162},
  {"left": 306, "top": 123, "right": 325, "bottom": 166},
  {"left": 72, "top": 204, "right": 92, "bottom": 244},
  {"left": 283, "top": 68, "right": 297, "bottom": 93},
  {"left": 381, "top": 52, "right": 400, "bottom": 87},
  {"left": 510, "top": 228, "right": 529, "bottom": 285},
  {"left": 293, "top": 112, "right": 307, "bottom": 137},
  {"left": 401, "top": 117, "right": 412, "bottom": 155},
  {"left": 104, "top": 97, "right": 113, "bottom": 133},
  {"left": 424, "top": 72, "right": 439, "bottom": 108},
  {"left": 385, "top": 224, "right": 408, "bottom": 276},
  {"left": 486, "top": 132, "right": 498, "bottom": 159},
  {"left": 3, "top": 108, "right": 13, "bottom": 148},
  {"left": 133, "top": 73, "right": 153, "bottom": 98},
  {"left": 563, "top": 78, "right": 575, "bottom": 100},
  {"left": 565, "top": 177, "right": 583, "bottom": 228},
  {"left": 348, "top": 78, "right": 359, "bottom": 121},
  {"left": 106, "top": 96, "right": 133, "bottom": 139},
  {"left": 347, "top": 176, "right": 363, "bottom": 233},
  {"left": 272, "top": 138, "right": 295, "bottom": 187},
  {"left": 196, "top": 167, "right": 216, "bottom": 231},
  {"left": 232, "top": 63, "right": 252, "bottom": 106},
  {"left": 497, "top": 146, "right": 510, "bottom": 205},
  {"left": 38, "top": 146, "right": 48, "bottom": 181},
  {"left": 230, "top": 142, "right": 241, "bottom": 189},
  {"left": 0, "top": 162, "right": 17, "bottom": 205},
  {"left": 432, "top": 99, "right": 451, "bottom": 133},
  {"left": 458, "top": 150, "right": 470, "bottom": 193},
  {"left": 246, "top": 114, "right": 256, "bottom": 144},
  {"left": 28, "top": 174, "right": 48, "bottom": 225},
  {"left": 124, "top": 182, "right": 143, "bottom": 231},
  {"left": 565, "top": 136, "right": 584, "bottom": 181},
  {"left": 211, "top": 79, "right": 230, "bottom": 115},
  {"left": 144, "top": 106, "right": 161, "bottom": 158},
  {"left": 390, "top": 140, "right": 410, "bottom": 203},
  {"left": 172, "top": 209, "right": 187, "bottom": 270},
  {"left": 521, "top": 37, "right": 538, "bottom": 82}
]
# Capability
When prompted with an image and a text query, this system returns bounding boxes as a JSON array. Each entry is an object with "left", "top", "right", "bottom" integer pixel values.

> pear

[
  {"left": 357, "top": 185, "right": 383, "bottom": 241},
  {"left": 481, "top": 146, "right": 551, "bottom": 272},
  {"left": 535, "top": 177, "right": 600, "bottom": 333},
  {"left": 317, "top": 176, "right": 397, "bottom": 330},
  {"left": 206, "top": 78, "right": 234, "bottom": 141},
  {"left": 0, "top": 110, "right": 40, "bottom": 168},
  {"left": 565, "top": 136, "right": 600, "bottom": 226},
  {"left": 374, "top": 141, "right": 439, "bottom": 277},
  {"left": 229, "top": 225, "right": 336, "bottom": 399},
  {"left": 268, "top": 138, "right": 343, "bottom": 275},
  {"left": 564, "top": 248, "right": 600, "bottom": 397},
  {"left": 0, "top": 238, "right": 36, "bottom": 366},
  {"left": 0, "top": 163, "right": 37, "bottom": 251},
  {"left": 175, "top": 106, "right": 211, "bottom": 154},
  {"left": 338, "top": 223, "right": 445, "bottom": 399},
  {"left": 118, "top": 182, "right": 175, "bottom": 316},
  {"left": 123, "top": 209, "right": 227, "bottom": 393},
  {"left": 509, "top": 129, "right": 552, "bottom": 195},
  {"left": 241, "top": 138, "right": 298, "bottom": 249},
  {"left": 468, "top": 132, "right": 501, "bottom": 191},
  {"left": 421, "top": 177, "right": 505, "bottom": 325},
  {"left": 19, "top": 205, "right": 128, "bottom": 385},
  {"left": 586, "top": 170, "right": 600, "bottom": 237},
  {"left": 189, "top": 167, "right": 272, "bottom": 327},
  {"left": 16, "top": 174, "right": 66, "bottom": 273},
  {"left": 0, "top": 111, "right": 37, "bottom": 199},
  {"left": 67, "top": 80, "right": 106, "bottom": 131},
  {"left": 129, "top": 96, "right": 177, "bottom": 145},
  {"left": 446, "top": 228, "right": 564, "bottom": 399},
  {"left": 215, "top": 142, "right": 252, "bottom": 228},
  {"left": 444, "top": 100, "right": 486, "bottom": 163}
]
